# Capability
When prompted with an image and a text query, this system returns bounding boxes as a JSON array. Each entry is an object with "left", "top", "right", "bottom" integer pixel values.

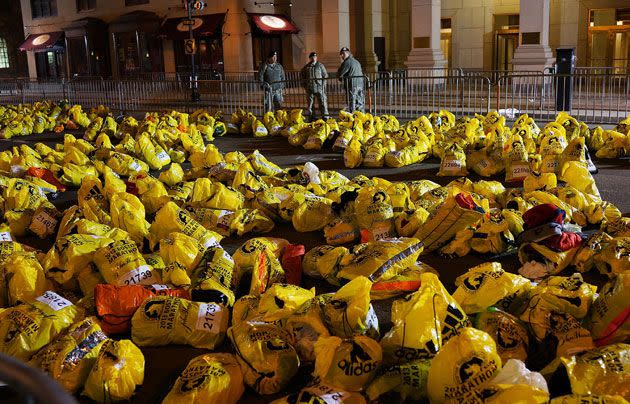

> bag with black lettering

[
  {"left": 313, "top": 335, "right": 382, "bottom": 392},
  {"left": 29, "top": 317, "right": 109, "bottom": 393},
  {"left": 82, "top": 339, "right": 145, "bottom": 402},
  {"left": 427, "top": 327, "right": 502, "bottom": 403},
  {"left": 519, "top": 274, "right": 597, "bottom": 341},
  {"left": 149, "top": 201, "right": 223, "bottom": 251},
  {"left": 337, "top": 238, "right": 424, "bottom": 282},
  {"left": 131, "top": 296, "right": 229, "bottom": 349},
  {"left": 162, "top": 353, "right": 245, "bottom": 404},
  {"left": 438, "top": 143, "right": 468, "bottom": 177},
  {"left": 474, "top": 307, "right": 529, "bottom": 363},
  {"left": 284, "top": 296, "right": 331, "bottom": 363},
  {"left": 320, "top": 276, "right": 379, "bottom": 339},
  {"left": 227, "top": 320, "right": 300, "bottom": 395},
  {"left": 452, "top": 262, "right": 532, "bottom": 314},
  {"left": 585, "top": 273, "right": 629, "bottom": 346},
  {"left": 542, "top": 343, "right": 629, "bottom": 400},
  {"left": 0, "top": 291, "right": 84, "bottom": 360},
  {"left": 380, "top": 273, "right": 469, "bottom": 365},
  {"left": 94, "top": 239, "right": 161, "bottom": 286},
  {"left": 191, "top": 246, "right": 237, "bottom": 306},
  {"left": 366, "top": 360, "right": 431, "bottom": 401},
  {"left": 413, "top": 192, "right": 485, "bottom": 252}
]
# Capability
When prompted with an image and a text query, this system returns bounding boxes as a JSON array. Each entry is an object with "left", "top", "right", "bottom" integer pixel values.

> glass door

[{"left": 494, "top": 31, "right": 519, "bottom": 71}]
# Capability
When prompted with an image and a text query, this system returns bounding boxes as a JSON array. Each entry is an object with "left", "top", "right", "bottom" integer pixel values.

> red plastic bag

[
  {"left": 282, "top": 244, "right": 305, "bottom": 286},
  {"left": 94, "top": 284, "right": 190, "bottom": 334},
  {"left": 26, "top": 167, "right": 67, "bottom": 192}
]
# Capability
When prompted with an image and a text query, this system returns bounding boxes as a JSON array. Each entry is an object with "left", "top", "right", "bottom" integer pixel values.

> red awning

[
  {"left": 19, "top": 31, "right": 65, "bottom": 52},
  {"left": 248, "top": 13, "right": 299, "bottom": 35},
  {"left": 158, "top": 13, "right": 225, "bottom": 40}
]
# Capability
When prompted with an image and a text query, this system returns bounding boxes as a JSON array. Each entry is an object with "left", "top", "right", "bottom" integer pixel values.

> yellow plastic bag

[
  {"left": 366, "top": 359, "right": 431, "bottom": 401},
  {"left": 313, "top": 335, "right": 382, "bottom": 392},
  {"left": 159, "top": 162, "right": 184, "bottom": 186},
  {"left": 343, "top": 136, "right": 363, "bottom": 168},
  {"left": 248, "top": 248, "right": 285, "bottom": 296},
  {"left": 0, "top": 291, "right": 84, "bottom": 360},
  {"left": 159, "top": 231, "right": 203, "bottom": 272},
  {"left": 77, "top": 176, "right": 111, "bottom": 225},
  {"left": 585, "top": 273, "right": 630, "bottom": 345},
  {"left": 29, "top": 317, "right": 108, "bottom": 393},
  {"left": 381, "top": 273, "right": 469, "bottom": 364},
  {"left": 413, "top": 192, "right": 485, "bottom": 252},
  {"left": 149, "top": 201, "right": 223, "bottom": 251},
  {"left": 324, "top": 218, "right": 361, "bottom": 245},
  {"left": 550, "top": 395, "right": 629, "bottom": 404},
  {"left": 303, "top": 245, "right": 347, "bottom": 285},
  {"left": 271, "top": 383, "right": 366, "bottom": 404},
  {"left": 43, "top": 234, "right": 113, "bottom": 284},
  {"left": 594, "top": 237, "right": 630, "bottom": 276},
  {"left": 338, "top": 238, "right": 423, "bottom": 282},
  {"left": 438, "top": 143, "right": 468, "bottom": 176},
  {"left": 292, "top": 197, "right": 334, "bottom": 232},
  {"left": 83, "top": 339, "right": 145, "bottom": 403},
  {"left": 232, "top": 237, "right": 288, "bottom": 289},
  {"left": 520, "top": 274, "right": 597, "bottom": 340},
  {"left": 190, "top": 247, "right": 236, "bottom": 306},
  {"left": 227, "top": 320, "right": 300, "bottom": 395},
  {"left": 132, "top": 296, "right": 229, "bottom": 349},
  {"left": 110, "top": 192, "right": 149, "bottom": 245},
  {"left": 453, "top": 262, "right": 531, "bottom": 314},
  {"left": 162, "top": 353, "right": 245, "bottom": 404},
  {"left": 474, "top": 308, "right": 529, "bottom": 363},
  {"left": 353, "top": 187, "right": 394, "bottom": 230},
  {"left": 284, "top": 297, "right": 330, "bottom": 363},
  {"left": 544, "top": 343, "right": 629, "bottom": 400},
  {"left": 427, "top": 327, "right": 502, "bottom": 403},
  {"left": 0, "top": 250, "right": 49, "bottom": 306},
  {"left": 94, "top": 239, "right": 160, "bottom": 286},
  {"left": 321, "top": 276, "right": 379, "bottom": 338},
  {"left": 257, "top": 283, "right": 315, "bottom": 322}
]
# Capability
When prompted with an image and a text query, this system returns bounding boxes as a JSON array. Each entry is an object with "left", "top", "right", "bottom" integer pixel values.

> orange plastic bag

[{"left": 94, "top": 284, "right": 190, "bottom": 335}]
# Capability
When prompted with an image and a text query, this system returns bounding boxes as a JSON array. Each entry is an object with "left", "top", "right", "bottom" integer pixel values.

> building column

[
  {"left": 512, "top": 0, "right": 554, "bottom": 72},
  {"left": 26, "top": 52, "right": 37, "bottom": 79},
  {"left": 354, "top": 0, "right": 380, "bottom": 73},
  {"left": 318, "top": 0, "right": 350, "bottom": 69},
  {"left": 405, "top": 0, "right": 446, "bottom": 70},
  {"left": 222, "top": 0, "right": 256, "bottom": 72},
  {"left": 163, "top": 39, "right": 176, "bottom": 75}
]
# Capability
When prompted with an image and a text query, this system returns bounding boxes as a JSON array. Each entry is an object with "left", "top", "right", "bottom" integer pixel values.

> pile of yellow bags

[{"left": 0, "top": 102, "right": 627, "bottom": 403}]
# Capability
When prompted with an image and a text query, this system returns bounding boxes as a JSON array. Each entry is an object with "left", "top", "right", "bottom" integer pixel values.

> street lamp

[{"left": 183, "top": 0, "right": 206, "bottom": 102}]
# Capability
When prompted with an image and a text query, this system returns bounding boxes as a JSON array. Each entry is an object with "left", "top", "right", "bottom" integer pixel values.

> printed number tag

[
  {"left": 36, "top": 291, "right": 72, "bottom": 311},
  {"left": 196, "top": 303, "right": 223, "bottom": 333},
  {"left": 118, "top": 265, "right": 158, "bottom": 286}
]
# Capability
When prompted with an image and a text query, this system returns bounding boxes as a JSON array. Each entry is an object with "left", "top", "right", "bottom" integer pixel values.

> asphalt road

[{"left": 0, "top": 131, "right": 629, "bottom": 403}]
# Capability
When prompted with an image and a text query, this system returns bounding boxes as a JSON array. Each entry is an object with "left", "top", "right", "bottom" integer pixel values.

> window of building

[
  {"left": 0, "top": 38, "right": 9, "bottom": 69},
  {"left": 76, "top": 0, "right": 96, "bottom": 12},
  {"left": 440, "top": 18, "right": 452, "bottom": 69},
  {"left": 125, "top": 0, "right": 149, "bottom": 6},
  {"left": 31, "top": 0, "right": 57, "bottom": 18}
]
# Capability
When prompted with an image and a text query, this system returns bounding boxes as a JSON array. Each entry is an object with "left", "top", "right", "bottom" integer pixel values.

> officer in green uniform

[
  {"left": 258, "top": 51, "right": 286, "bottom": 112},
  {"left": 301, "top": 52, "right": 329, "bottom": 120},
  {"left": 337, "top": 47, "right": 365, "bottom": 112}
]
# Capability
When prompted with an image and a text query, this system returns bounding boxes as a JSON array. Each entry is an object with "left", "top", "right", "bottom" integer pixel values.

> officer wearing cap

[
  {"left": 258, "top": 50, "right": 286, "bottom": 112},
  {"left": 337, "top": 47, "right": 365, "bottom": 112},
  {"left": 301, "top": 51, "right": 329, "bottom": 120}
]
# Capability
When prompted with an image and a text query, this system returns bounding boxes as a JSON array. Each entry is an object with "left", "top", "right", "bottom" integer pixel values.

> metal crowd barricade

[
  {"left": 495, "top": 72, "right": 630, "bottom": 124},
  {"left": 266, "top": 75, "right": 372, "bottom": 115},
  {"left": 372, "top": 74, "right": 491, "bottom": 120}
]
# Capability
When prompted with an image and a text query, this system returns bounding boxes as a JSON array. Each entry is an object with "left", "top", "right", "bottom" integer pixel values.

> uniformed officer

[
  {"left": 337, "top": 47, "right": 365, "bottom": 112},
  {"left": 258, "top": 50, "right": 286, "bottom": 112},
  {"left": 301, "top": 51, "right": 329, "bottom": 120}
]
